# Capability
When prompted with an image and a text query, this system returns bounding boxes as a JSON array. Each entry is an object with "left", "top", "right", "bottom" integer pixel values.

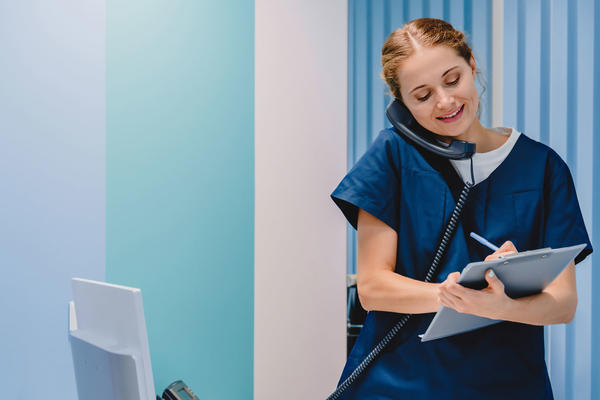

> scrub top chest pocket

[{"left": 471, "top": 187, "right": 544, "bottom": 253}]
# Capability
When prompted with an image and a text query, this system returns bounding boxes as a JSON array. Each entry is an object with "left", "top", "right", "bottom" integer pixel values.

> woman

[{"left": 331, "top": 18, "right": 592, "bottom": 399}]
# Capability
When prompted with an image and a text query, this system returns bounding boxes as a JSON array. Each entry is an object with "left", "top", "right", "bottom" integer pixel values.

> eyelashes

[
  {"left": 447, "top": 77, "right": 460, "bottom": 86},
  {"left": 416, "top": 77, "right": 460, "bottom": 102}
]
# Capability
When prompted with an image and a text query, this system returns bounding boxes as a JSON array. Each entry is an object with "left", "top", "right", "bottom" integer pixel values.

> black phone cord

[{"left": 326, "top": 176, "right": 473, "bottom": 400}]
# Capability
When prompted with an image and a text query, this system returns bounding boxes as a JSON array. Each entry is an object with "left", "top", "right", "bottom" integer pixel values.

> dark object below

[{"left": 347, "top": 275, "right": 367, "bottom": 356}]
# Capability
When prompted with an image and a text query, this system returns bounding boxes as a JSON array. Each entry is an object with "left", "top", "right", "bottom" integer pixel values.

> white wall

[{"left": 254, "top": 1, "right": 348, "bottom": 398}]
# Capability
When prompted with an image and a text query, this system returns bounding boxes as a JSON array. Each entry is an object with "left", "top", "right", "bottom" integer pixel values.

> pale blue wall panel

[
  {"left": 549, "top": 0, "right": 568, "bottom": 158},
  {"left": 0, "top": 1, "right": 106, "bottom": 398},
  {"left": 503, "top": 0, "right": 519, "bottom": 128},
  {"left": 593, "top": 1, "right": 600, "bottom": 399},
  {"left": 370, "top": 1, "right": 389, "bottom": 140},
  {"left": 539, "top": 0, "right": 550, "bottom": 144},
  {"left": 447, "top": 0, "right": 464, "bottom": 32},
  {"left": 388, "top": 0, "right": 407, "bottom": 30},
  {"left": 407, "top": 0, "right": 425, "bottom": 21},
  {"left": 471, "top": 0, "right": 492, "bottom": 126},
  {"left": 352, "top": 0, "right": 371, "bottom": 161},
  {"left": 523, "top": 0, "right": 542, "bottom": 142},
  {"left": 429, "top": 0, "right": 445, "bottom": 20},
  {"left": 545, "top": 0, "right": 569, "bottom": 393},
  {"left": 572, "top": 0, "right": 595, "bottom": 396},
  {"left": 390, "top": 0, "right": 408, "bottom": 31}
]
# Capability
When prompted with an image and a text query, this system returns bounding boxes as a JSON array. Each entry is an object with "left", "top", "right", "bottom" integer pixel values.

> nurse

[{"left": 331, "top": 18, "right": 593, "bottom": 399}]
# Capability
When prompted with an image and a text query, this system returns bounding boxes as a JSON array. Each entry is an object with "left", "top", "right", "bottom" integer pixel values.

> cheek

[
  {"left": 461, "top": 79, "right": 479, "bottom": 103},
  {"left": 411, "top": 107, "right": 437, "bottom": 129}
]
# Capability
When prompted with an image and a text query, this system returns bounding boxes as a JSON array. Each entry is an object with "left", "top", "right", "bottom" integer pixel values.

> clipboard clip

[{"left": 498, "top": 247, "right": 552, "bottom": 260}]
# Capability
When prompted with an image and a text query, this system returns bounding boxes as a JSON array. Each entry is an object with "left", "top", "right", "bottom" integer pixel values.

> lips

[{"left": 436, "top": 104, "right": 464, "bottom": 122}]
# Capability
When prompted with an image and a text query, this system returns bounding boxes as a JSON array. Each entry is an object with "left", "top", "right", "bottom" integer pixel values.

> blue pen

[{"left": 469, "top": 232, "right": 499, "bottom": 252}]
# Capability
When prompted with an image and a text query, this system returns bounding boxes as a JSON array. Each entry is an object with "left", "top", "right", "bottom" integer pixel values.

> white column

[{"left": 254, "top": 1, "right": 348, "bottom": 398}]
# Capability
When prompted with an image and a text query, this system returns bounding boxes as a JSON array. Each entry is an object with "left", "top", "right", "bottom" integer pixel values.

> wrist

[
  {"left": 430, "top": 283, "right": 442, "bottom": 313},
  {"left": 496, "top": 296, "right": 517, "bottom": 320}
]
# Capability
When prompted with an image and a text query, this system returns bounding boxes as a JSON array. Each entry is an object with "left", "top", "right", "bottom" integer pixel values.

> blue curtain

[{"left": 348, "top": 0, "right": 599, "bottom": 398}]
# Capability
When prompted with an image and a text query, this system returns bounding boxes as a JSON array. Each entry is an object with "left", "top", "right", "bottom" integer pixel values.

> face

[{"left": 397, "top": 45, "right": 478, "bottom": 139}]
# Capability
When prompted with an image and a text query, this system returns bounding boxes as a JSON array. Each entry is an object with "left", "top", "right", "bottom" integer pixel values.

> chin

[
  {"left": 431, "top": 115, "right": 475, "bottom": 138},
  {"left": 429, "top": 127, "right": 466, "bottom": 139}
]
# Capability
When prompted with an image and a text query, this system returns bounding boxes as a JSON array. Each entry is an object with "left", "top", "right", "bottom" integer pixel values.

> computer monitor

[{"left": 69, "top": 278, "right": 156, "bottom": 400}]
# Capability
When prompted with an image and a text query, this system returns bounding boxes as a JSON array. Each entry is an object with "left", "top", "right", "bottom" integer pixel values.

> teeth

[{"left": 440, "top": 106, "right": 461, "bottom": 119}]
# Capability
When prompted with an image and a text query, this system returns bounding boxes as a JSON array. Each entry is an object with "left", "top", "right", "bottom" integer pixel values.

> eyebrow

[{"left": 409, "top": 65, "right": 461, "bottom": 94}]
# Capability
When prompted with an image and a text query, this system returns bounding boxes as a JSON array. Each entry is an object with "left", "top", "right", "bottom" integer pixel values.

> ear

[{"left": 470, "top": 55, "right": 477, "bottom": 78}]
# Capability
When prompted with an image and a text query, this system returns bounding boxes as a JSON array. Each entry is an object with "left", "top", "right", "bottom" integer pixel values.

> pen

[{"left": 469, "top": 232, "right": 499, "bottom": 252}]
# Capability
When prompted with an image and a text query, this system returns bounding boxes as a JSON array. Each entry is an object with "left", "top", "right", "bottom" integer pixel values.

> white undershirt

[{"left": 450, "top": 127, "right": 521, "bottom": 185}]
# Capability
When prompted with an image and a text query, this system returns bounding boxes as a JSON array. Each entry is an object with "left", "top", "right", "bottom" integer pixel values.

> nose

[{"left": 436, "top": 88, "right": 456, "bottom": 111}]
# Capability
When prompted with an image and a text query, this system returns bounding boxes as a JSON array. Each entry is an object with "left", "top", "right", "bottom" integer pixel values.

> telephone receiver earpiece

[{"left": 385, "top": 99, "right": 475, "bottom": 160}]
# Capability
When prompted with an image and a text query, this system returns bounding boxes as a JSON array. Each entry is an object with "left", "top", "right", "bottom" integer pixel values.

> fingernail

[{"left": 488, "top": 270, "right": 495, "bottom": 278}]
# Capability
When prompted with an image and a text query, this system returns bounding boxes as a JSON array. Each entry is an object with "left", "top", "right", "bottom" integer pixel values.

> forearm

[
  {"left": 358, "top": 270, "right": 440, "bottom": 314},
  {"left": 498, "top": 290, "right": 577, "bottom": 325}
]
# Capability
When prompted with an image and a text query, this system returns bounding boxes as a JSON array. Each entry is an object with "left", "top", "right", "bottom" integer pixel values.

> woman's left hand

[
  {"left": 437, "top": 241, "right": 519, "bottom": 319},
  {"left": 438, "top": 270, "right": 513, "bottom": 319}
]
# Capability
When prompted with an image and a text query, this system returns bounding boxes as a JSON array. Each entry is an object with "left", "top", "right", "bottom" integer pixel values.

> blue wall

[
  {"left": 502, "top": 1, "right": 598, "bottom": 399},
  {"left": 106, "top": 1, "right": 254, "bottom": 399},
  {"left": 0, "top": 1, "right": 106, "bottom": 398}
]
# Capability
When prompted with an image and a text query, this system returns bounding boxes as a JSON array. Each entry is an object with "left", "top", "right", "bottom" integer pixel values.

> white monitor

[{"left": 69, "top": 278, "right": 156, "bottom": 400}]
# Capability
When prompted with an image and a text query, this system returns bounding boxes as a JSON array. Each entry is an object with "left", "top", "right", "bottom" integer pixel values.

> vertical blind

[{"left": 347, "top": 1, "right": 599, "bottom": 399}]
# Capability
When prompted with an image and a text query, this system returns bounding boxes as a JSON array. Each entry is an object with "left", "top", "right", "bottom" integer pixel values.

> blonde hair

[{"left": 381, "top": 18, "right": 475, "bottom": 100}]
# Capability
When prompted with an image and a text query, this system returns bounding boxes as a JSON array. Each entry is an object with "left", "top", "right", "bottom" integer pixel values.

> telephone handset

[
  {"left": 385, "top": 99, "right": 475, "bottom": 160},
  {"left": 161, "top": 380, "right": 200, "bottom": 400}
]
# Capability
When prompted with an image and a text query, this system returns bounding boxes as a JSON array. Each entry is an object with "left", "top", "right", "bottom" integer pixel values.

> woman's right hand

[{"left": 484, "top": 240, "right": 518, "bottom": 261}]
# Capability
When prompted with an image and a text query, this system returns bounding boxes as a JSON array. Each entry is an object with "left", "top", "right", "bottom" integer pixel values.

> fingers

[
  {"left": 440, "top": 272, "right": 469, "bottom": 298},
  {"left": 444, "top": 280, "right": 469, "bottom": 297},
  {"left": 438, "top": 290, "right": 459, "bottom": 309},
  {"left": 484, "top": 269, "right": 504, "bottom": 291},
  {"left": 447, "top": 271, "right": 460, "bottom": 282},
  {"left": 485, "top": 240, "right": 518, "bottom": 261},
  {"left": 499, "top": 240, "right": 518, "bottom": 253}
]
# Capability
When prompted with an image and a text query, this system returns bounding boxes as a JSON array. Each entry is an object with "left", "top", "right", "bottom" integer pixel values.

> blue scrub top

[{"left": 331, "top": 129, "right": 593, "bottom": 399}]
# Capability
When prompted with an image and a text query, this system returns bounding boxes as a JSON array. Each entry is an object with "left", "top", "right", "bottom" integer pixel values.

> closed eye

[
  {"left": 416, "top": 76, "right": 460, "bottom": 101},
  {"left": 417, "top": 93, "right": 431, "bottom": 102}
]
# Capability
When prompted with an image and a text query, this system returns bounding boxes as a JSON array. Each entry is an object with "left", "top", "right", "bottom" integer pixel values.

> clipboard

[{"left": 419, "top": 243, "right": 587, "bottom": 342}]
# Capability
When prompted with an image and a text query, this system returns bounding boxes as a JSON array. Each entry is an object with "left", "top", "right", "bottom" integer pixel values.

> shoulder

[
  {"left": 361, "top": 128, "right": 438, "bottom": 174},
  {"left": 508, "top": 131, "right": 573, "bottom": 193},
  {"left": 516, "top": 132, "right": 570, "bottom": 176},
  {"left": 369, "top": 128, "right": 413, "bottom": 157}
]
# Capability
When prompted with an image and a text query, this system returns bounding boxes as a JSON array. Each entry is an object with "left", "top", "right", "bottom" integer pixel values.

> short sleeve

[
  {"left": 543, "top": 153, "right": 593, "bottom": 264},
  {"left": 331, "top": 130, "right": 401, "bottom": 232}
]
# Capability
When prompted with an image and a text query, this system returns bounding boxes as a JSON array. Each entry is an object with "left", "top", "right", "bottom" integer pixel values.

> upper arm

[{"left": 356, "top": 208, "right": 398, "bottom": 285}]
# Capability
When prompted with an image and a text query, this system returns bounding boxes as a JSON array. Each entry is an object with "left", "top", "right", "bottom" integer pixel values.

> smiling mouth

[{"left": 437, "top": 104, "right": 464, "bottom": 120}]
